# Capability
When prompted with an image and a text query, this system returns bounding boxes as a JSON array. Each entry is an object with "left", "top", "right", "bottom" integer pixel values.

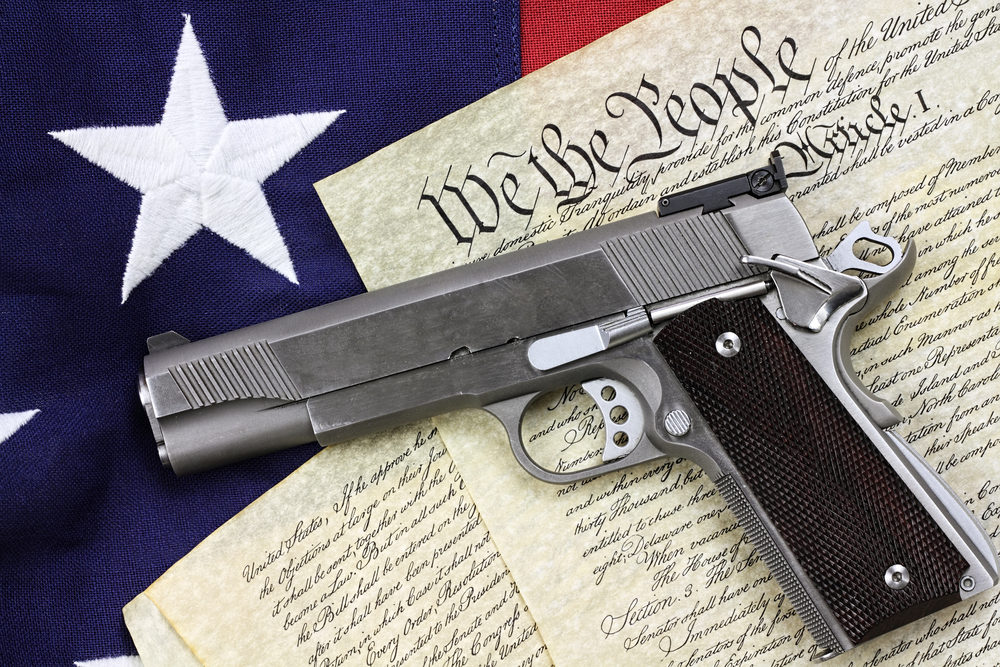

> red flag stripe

[{"left": 520, "top": 0, "right": 674, "bottom": 74}]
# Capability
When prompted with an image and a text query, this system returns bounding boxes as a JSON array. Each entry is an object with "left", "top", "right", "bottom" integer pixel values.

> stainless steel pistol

[{"left": 138, "top": 154, "right": 998, "bottom": 657}]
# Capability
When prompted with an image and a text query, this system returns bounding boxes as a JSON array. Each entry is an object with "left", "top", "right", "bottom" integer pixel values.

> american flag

[{"left": 0, "top": 1, "right": 668, "bottom": 663}]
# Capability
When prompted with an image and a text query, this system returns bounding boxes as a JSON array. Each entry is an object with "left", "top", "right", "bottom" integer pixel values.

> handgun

[{"left": 138, "top": 154, "right": 998, "bottom": 657}]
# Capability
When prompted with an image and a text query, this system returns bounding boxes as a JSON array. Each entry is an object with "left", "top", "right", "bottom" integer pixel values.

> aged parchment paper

[
  {"left": 124, "top": 424, "right": 549, "bottom": 666},
  {"left": 316, "top": 0, "right": 1000, "bottom": 664}
]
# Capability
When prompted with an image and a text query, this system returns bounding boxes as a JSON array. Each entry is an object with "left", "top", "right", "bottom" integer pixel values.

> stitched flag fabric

[
  {"left": 0, "top": 1, "right": 666, "bottom": 663},
  {"left": 0, "top": 4, "right": 519, "bottom": 664}
]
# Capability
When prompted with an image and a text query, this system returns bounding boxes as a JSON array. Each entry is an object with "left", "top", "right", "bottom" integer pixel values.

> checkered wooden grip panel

[{"left": 654, "top": 298, "right": 966, "bottom": 645}]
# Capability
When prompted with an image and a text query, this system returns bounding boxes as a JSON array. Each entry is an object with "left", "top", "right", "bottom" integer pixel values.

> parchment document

[
  {"left": 315, "top": 0, "right": 1000, "bottom": 664},
  {"left": 124, "top": 424, "right": 549, "bottom": 666}
]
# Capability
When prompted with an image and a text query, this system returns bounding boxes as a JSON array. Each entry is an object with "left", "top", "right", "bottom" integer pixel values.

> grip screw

[
  {"left": 716, "top": 332, "right": 742, "bottom": 357},
  {"left": 960, "top": 575, "right": 976, "bottom": 592},
  {"left": 885, "top": 564, "right": 910, "bottom": 590}
]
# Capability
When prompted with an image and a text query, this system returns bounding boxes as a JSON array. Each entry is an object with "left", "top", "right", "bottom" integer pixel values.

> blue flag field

[{"left": 0, "top": 3, "right": 520, "bottom": 663}]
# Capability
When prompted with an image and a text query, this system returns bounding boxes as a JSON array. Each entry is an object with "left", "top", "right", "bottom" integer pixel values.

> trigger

[{"left": 581, "top": 379, "right": 644, "bottom": 463}]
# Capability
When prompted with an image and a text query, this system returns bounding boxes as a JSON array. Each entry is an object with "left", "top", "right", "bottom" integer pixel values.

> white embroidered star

[
  {"left": 74, "top": 657, "right": 143, "bottom": 667},
  {"left": 51, "top": 15, "right": 343, "bottom": 302},
  {"left": 0, "top": 409, "right": 38, "bottom": 445}
]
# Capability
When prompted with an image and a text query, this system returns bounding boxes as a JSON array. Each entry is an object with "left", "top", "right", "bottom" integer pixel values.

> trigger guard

[
  {"left": 581, "top": 379, "right": 643, "bottom": 463},
  {"left": 483, "top": 391, "right": 595, "bottom": 484},
  {"left": 483, "top": 385, "right": 659, "bottom": 485}
]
